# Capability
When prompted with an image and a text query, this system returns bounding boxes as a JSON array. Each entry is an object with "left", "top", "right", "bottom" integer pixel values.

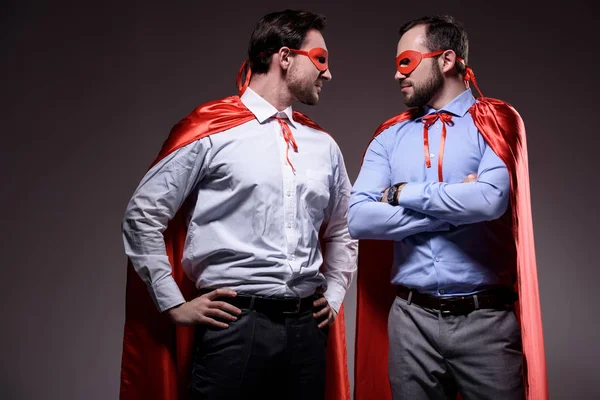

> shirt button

[
  {"left": 287, "top": 223, "right": 292, "bottom": 228},
  {"left": 439, "top": 289, "right": 445, "bottom": 294},
  {"left": 435, "top": 257, "right": 440, "bottom": 262},
  {"left": 287, "top": 192, "right": 292, "bottom": 197},
  {"left": 430, "top": 153, "right": 435, "bottom": 159}
]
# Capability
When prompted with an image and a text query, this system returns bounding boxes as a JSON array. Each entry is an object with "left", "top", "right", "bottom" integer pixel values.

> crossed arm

[{"left": 348, "top": 136, "right": 510, "bottom": 241}]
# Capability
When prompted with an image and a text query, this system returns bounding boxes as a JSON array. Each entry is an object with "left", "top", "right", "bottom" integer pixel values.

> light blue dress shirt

[{"left": 349, "top": 89, "right": 516, "bottom": 296}]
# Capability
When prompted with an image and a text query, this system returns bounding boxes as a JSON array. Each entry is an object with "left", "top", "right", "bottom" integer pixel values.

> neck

[
  {"left": 428, "top": 77, "right": 468, "bottom": 110},
  {"left": 248, "top": 73, "right": 295, "bottom": 112}
]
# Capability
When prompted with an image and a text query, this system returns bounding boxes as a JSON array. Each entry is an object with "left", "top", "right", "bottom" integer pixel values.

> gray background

[{"left": 2, "top": 0, "right": 598, "bottom": 398}]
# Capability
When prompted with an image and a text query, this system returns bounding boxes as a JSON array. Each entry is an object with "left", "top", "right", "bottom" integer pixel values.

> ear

[
  {"left": 277, "top": 47, "right": 292, "bottom": 71},
  {"left": 440, "top": 50, "right": 457, "bottom": 74}
]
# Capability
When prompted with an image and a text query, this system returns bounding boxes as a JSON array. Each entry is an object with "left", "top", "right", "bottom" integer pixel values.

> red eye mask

[
  {"left": 396, "top": 50, "right": 465, "bottom": 75},
  {"left": 237, "top": 47, "right": 330, "bottom": 96},
  {"left": 289, "top": 47, "right": 329, "bottom": 71}
]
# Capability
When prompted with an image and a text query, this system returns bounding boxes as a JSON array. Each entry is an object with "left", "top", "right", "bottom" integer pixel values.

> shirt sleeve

[
  {"left": 348, "top": 135, "right": 452, "bottom": 241},
  {"left": 122, "top": 139, "right": 210, "bottom": 312},
  {"left": 320, "top": 144, "right": 358, "bottom": 313},
  {"left": 398, "top": 142, "right": 510, "bottom": 224}
]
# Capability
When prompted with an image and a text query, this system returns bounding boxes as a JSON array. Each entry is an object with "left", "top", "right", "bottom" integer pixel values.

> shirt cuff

[
  {"left": 323, "top": 279, "right": 347, "bottom": 314},
  {"left": 397, "top": 182, "right": 427, "bottom": 210},
  {"left": 148, "top": 275, "right": 186, "bottom": 312}
]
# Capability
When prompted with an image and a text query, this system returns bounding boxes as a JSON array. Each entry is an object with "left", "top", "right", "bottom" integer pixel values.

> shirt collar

[
  {"left": 422, "top": 88, "right": 476, "bottom": 118},
  {"left": 240, "top": 87, "right": 295, "bottom": 126}
]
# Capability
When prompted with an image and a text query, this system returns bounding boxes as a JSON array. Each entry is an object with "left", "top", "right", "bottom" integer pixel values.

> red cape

[
  {"left": 120, "top": 95, "right": 351, "bottom": 400},
  {"left": 353, "top": 98, "right": 548, "bottom": 400}
]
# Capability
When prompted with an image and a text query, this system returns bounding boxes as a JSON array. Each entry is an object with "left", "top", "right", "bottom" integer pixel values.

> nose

[
  {"left": 321, "top": 68, "right": 332, "bottom": 81},
  {"left": 395, "top": 70, "right": 405, "bottom": 81}
]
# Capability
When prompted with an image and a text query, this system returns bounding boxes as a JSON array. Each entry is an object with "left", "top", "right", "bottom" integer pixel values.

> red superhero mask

[
  {"left": 396, "top": 49, "right": 465, "bottom": 75},
  {"left": 237, "top": 47, "right": 329, "bottom": 95},
  {"left": 289, "top": 47, "right": 329, "bottom": 72}
]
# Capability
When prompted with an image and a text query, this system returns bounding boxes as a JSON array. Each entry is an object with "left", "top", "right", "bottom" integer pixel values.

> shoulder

[
  {"left": 470, "top": 97, "right": 525, "bottom": 145},
  {"left": 371, "top": 108, "right": 421, "bottom": 143},
  {"left": 185, "top": 96, "right": 248, "bottom": 119},
  {"left": 292, "top": 110, "right": 338, "bottom": 146},
  {"left": 471, "top": 97, "right": 523, "bottom": 123},
  {"left": 292, "top": 110, "right": 328, "bottom": 133}
]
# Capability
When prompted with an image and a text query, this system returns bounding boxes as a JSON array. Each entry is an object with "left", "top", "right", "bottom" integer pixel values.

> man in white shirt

[{"left": 121, "top": 9, "right": 357, "bottom": 400}]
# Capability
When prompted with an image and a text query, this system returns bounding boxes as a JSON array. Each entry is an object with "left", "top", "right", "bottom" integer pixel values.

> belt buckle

[
  {"left": 439, "top": 299, "right": 451, "bottom": 315},
  {"left": 438, "top": 297, "right": 459, "bottom": 315},
  {"left": 283, "top": 298, "right": 302, "bottom": 314},
  {"left": 439, "top": 296, "right": 468, "bottom": 315}
]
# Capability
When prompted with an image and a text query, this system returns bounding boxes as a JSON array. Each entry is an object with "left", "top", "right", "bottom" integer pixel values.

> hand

[
  {"left": 166, "top": 288, "right": 242, "bottom": 328},
  {"left": 313, "top": 296, "right": 335, "bottom": 328},
  {"left": 463, "top": 174, "right": 477, "bottom": 183}
]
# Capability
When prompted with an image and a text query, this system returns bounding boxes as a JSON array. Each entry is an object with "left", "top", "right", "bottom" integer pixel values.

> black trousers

[{"left": 189, "top": 304, "right": 329, "bottom": 400}]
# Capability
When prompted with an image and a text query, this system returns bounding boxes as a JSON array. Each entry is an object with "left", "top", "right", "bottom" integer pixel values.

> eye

[
  {"left": 317, "top": 56, "right": 326, "bottom": 64},
  {"left": 399, "top": 58, "right": 411, "bottom": 67}
]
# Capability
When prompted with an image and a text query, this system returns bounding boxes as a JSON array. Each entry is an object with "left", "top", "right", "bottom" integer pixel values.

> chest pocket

[{"left": 303, "top": 169, "right": 331, "bottom": 220}]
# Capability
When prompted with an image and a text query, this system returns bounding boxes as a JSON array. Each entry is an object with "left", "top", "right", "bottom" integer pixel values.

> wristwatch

[{"left": 386, "top": 182, "right": 406, "bottom": 206}]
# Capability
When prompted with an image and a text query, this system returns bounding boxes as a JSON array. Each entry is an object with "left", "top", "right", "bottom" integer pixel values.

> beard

[
  {"left": 287, "top": 67, "right": 320, "bottom": 106},
  {"left": 402, "top": 64, "right": 443, "bottom": 108}
]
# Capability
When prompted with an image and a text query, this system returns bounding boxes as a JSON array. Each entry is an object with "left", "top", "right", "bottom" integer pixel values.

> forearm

[
  {"left": 398, "top": 147, "right": 510, "bottom": 224},
  {"left": 320, "top": 155, "right": 358, "bottom": 313},
  {"left": 399, "top": 179, "right": 509, "bottom": 224},
  {"left": 350, "top": 172, "right": 450, "bottom": 240},
  {"left": 122, "top": 207, "right": 187, "bottom": 311},
  {"left": 320, "top": 227, "right": 357, "bottom": 313},
  {"left": 122, "top": 140, "right": 207, "bottom": 311},
  {"left": 348, "top": 198, "right": 450, "bottom": 240}
]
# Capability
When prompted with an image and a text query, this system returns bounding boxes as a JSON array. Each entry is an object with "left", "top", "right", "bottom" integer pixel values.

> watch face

[{"left": 388, "top": 186, "right": 396, "bottom": 204}]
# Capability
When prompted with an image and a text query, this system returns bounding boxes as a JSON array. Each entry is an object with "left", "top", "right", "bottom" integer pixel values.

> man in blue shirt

[{"left": 349, "top": 16, "right": 524, "bottom": 399}]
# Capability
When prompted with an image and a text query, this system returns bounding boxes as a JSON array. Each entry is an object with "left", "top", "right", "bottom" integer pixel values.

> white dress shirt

[{"left": 122, "top": 88, "right": 357, "bottom": 313}]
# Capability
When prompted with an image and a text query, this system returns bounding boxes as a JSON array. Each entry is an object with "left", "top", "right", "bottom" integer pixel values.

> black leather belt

[
  {"left": 396, "top": 285, "right": 517, "bottom": 315},
  {"left": 219, "top": 294, "right": 319, "bottom": 315}
]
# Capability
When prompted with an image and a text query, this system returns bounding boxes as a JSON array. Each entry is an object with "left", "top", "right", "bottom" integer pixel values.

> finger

[
  {"left": 313, "top": 305, "right": 330, "bottom": 320},
  {"left": 318, "top": 313, "right": 333, "bottom": 329},
  {"left": 206, "top": 308, "right": 238, "bottom": 322},
  {"left": 313, "top": 297, "right": 328, "bottom": 308},
  {"left": 200, "top": 316, "right": 229, "bottom": 329},
  {"left": 210, "top": 301, "right": 242, "bottom": 316},
  {"left": 205, "top": 288, "right": 237, "bottom": 300},
  {"left": 381, "top": 190, "right": 389, "bottom": 203}
]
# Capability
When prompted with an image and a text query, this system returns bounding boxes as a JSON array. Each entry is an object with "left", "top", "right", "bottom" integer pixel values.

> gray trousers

[{"left": 388, "top": 296, "right": 524, "bottom": 400}]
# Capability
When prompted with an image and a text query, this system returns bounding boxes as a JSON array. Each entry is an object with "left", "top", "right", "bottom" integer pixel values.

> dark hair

[
  {"left": 248, "top": 9, "right": 327, "bottom": 74},
  {"left": 399, "top": 15, "right": 469, "bottom": 75}
]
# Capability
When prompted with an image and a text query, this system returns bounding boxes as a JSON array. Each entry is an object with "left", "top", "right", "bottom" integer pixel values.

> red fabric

[
  {"left": 276, "top": 118, "right": 299, "bottom": 172},
  {"left": 396, "top": 50, "right": 465, "bottom": 75},
  {"left": 421, "top": 112, "right": 454, "bottom": 182},
  {"left": 289, "top": 47, "right": 330, "bottom": 71},
  {"left": 121, "top": 95, "right": 351, "bottom": 400},
  {"left": 354, "top": 97, "right": 547, "bottom": 400}
]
